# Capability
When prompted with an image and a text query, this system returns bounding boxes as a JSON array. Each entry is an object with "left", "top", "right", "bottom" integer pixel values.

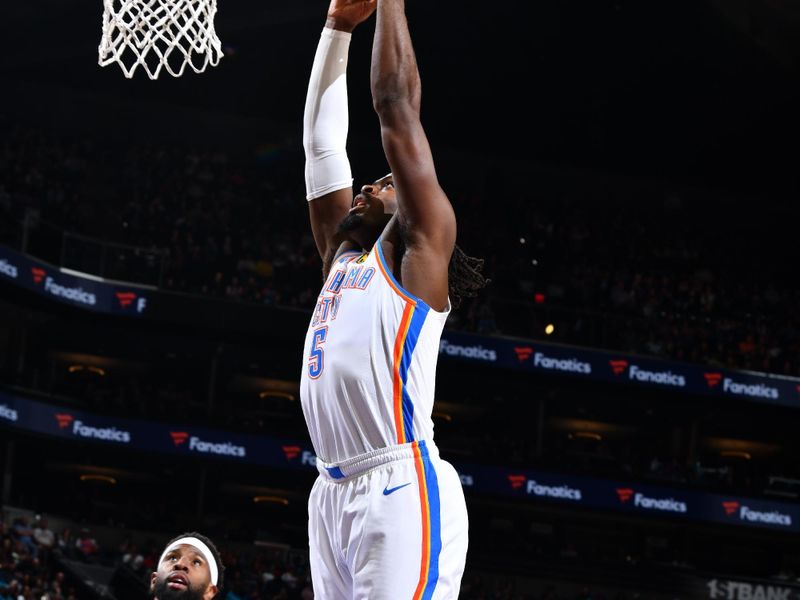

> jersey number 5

[{"left": 308, "top": 326, "right": 328, "bottom": 379}]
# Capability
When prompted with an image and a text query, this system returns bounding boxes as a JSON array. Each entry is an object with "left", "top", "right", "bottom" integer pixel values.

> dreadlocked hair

[{"left": 448, "top": 243, "right": 490, "bottom": 310}]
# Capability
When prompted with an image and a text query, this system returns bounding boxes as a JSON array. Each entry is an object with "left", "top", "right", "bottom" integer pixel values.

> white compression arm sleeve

[{"left": 303, "top": 27, "right": 353, "bottom": 201}]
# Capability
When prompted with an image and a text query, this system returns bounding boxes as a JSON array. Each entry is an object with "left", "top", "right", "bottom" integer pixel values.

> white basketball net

[{"left": 98, "top": 0, "right": 223, "bottom": 79}]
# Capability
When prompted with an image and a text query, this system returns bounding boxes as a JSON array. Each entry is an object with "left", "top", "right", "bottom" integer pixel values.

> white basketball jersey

[{"left": 300, "top": 241, "right": 450, "bottom": 464}]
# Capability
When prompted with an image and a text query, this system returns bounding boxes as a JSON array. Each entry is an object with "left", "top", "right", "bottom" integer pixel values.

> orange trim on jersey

[
  {"left": 412, "top": 441, "right": 431, "bottom": 600},
  {"left": 392, "top": 303, "right": 415, "bottom": 444},
  {"left": 375, "top": 242, "right": 417, "bottom": 305}
]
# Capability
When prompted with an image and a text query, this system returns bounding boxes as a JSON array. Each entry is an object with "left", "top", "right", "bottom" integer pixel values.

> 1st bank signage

[{"left": 707, "top": 579, "right": 798, "bottom": 600}]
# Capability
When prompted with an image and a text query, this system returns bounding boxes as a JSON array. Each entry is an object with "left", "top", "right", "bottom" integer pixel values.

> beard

[
  {"left": 151, "top": 578, "right": 206, "bottom": 600},
  {"left": 338, "top": 212, "right": 364, "bottom": 234}
]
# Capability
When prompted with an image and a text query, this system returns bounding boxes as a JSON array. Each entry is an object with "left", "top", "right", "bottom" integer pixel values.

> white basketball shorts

[{"left": 308, "top": 440, "right": 469, "bottom": 600}]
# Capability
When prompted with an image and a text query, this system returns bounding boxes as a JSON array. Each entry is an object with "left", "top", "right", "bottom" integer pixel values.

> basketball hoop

[{"left": 98, "top": 0, "right": 223, "bottom": 79}]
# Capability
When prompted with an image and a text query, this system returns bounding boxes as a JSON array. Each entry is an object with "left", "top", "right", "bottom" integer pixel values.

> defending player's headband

[{"left": 158, "top": 536, "right": 219, "bottom": 586}]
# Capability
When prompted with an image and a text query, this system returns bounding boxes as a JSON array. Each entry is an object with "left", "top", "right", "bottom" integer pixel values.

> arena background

[{"left": 1, "top": 0, "right": 800, "bottom": 598}]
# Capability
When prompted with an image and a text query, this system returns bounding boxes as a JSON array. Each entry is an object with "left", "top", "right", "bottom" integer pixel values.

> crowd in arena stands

[
  {"left": 10, "top": 506, "right": 772, "bottom": 600},
  {"left": 2, "top": 507, "right": 681, "bottom": 600},
  {"left": 0, "top": 513, "right": 77, "bottom": 600},
  {"left": 0, "top": 507, "right": 318, "bottom": 600},
  {"left": 1, "top": 122, "right": 799, "bottom": 377}
]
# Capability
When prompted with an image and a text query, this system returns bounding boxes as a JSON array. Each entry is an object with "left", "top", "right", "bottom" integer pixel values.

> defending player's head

[{"left": 150, "top": 532, "right": 224, "bottom": 600}]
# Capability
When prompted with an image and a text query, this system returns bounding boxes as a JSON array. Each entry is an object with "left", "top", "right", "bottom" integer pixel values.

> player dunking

[{"left": 300, "top": 0, "right": 487, "bottom": 598}]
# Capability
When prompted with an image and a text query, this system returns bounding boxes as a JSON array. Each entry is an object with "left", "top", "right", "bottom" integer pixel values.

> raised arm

[
  {"left": 303, "top": 0, "right": 377, "bottom": 271},
  {"left": 371, "top": 0, "right": 456, "bottom": 308}
]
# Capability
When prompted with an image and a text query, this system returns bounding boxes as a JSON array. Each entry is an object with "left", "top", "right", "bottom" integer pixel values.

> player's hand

[{"left": 327, "top": 0, "right": 377, "bottom": 32}]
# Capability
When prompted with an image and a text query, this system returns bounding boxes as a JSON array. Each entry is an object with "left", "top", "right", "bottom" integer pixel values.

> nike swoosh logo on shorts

[{"left": 383, "top": 482, "right": 412, "bottom": 496}]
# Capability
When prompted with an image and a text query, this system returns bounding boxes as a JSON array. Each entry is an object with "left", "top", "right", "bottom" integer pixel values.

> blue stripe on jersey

[
  {"left": 420, "top": 440, "right": 442, "bottom": 600},
  {"left": 375, "top": 240, "right": 430, "bottom": 311},
  {"left": 399, "top": 303, "right": 430, "bottom": 442}
]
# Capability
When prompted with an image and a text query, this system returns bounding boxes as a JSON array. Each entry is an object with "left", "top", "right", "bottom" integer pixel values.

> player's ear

[
  {"left": 203, "top": 583, "right": 218, "bottom": 600},
  {"left": 150, "top": 571, "right": 158, "bottom": 591}
]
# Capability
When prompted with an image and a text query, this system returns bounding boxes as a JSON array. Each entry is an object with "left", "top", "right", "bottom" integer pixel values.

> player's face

[
  {"left": 338, "top": 174, "right": 398, "bottom": 236},
  {"left": 150, "top": 544, "right": 216, "bottom": 600}
]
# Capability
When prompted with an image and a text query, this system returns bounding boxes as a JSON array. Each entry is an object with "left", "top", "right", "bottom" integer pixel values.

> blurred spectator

[
  {"left": 11, "top": 517, "right": 37, "bottom": 558},
  {"left": 32, "top": 517, "right": 55, "bottom": 555},
  {"left": 56, "top": 527, "right": 75, "bottom": 560},
  {"left": 120, "top": 537, "right": 145, "bottom": 573},
  {"left": 74, "top": 528, "right": 99, "bottom": 562}
]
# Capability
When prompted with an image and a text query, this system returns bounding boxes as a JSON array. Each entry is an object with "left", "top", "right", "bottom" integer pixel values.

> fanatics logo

[
  {"left": 532, "top": 351, "right": 592, "bottom": 374},
  {"left": 514, "top": 347, "right": 533, "bottom": 362},
  {"left": 116, "top": 291, "right": 147, "bottom": 313},
  {"left": 609, "top": 360, "right": 628, "bottom": 376},
  {"left": 704, "top": 373, "right": 723, "bottom": 388},
  {"left": 617, "top": 489, "right": 687, "bottom": 513},
  {"left": 282, "top": 445, "right": 301, "bottom": 460},
  {"left": 55, "top": 413, "right": 74, "bottom": 429},
  {"left": 722, "top": 501, "right": 740, "bottom": 516},
  {"left": 170, "top": 431, "right": 189, "bottom": 446},
  {"left": 439, "top": 340, "right": 498, "bottom": 362},
  {"left": 116, "top": 292, "right": 137, "bottom": 308},
  {"left": 187, "top": 436, "right": 246, "bottom": 457},
  {"left": 616, "top": 488, "right": 634, "bottom": 503},
  {"left": 31, "top": 267, "right": 47, "bottom": 284},
  {"left": 526, "top": 480, "right": 583, "bottom": 501},
  {"left": 721, "top": 500, "right": 792, "bottom": 527},
  {"left": 507, "top": 475, "right": 526, "bottom": 490}
]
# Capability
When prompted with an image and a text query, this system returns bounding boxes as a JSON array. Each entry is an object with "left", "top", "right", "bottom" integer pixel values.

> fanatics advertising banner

[
  {"left": 0, "top": 389, "right": 314, "bottom": 470},
  {"left": 0, "top": 245, "right": 151, "bottom": 316},
  {"left": 2, "top": 389, "right": 798, "bottom": 535},
  {"left": 3, "top": 243, "right": 800, "bottom": 408},
  {"left": 438, "top": 331, "right": 800, "bottom": 409}
]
